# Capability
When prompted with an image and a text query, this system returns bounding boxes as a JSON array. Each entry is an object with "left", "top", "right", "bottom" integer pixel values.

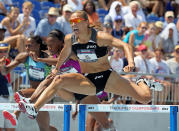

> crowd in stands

[{"left": 0, "top": 0, "right": 179, "bottom": 130}]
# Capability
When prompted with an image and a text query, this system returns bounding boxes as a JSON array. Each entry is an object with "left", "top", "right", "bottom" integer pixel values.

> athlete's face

[
  {"left": 25, "top": 39, "right": 39, "bottom": 53},
  {"left": 46, "top": 37, "right": 63, "bottom": 55},
  {"left": 70, "top": 13, "right": 88, "bottom": 35}
]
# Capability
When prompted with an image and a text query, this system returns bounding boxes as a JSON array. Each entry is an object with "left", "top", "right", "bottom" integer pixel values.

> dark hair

[
  {"left": 83, "top": 1, "right": 96, "bottom": 13},
  {"left": 154, "top": 48, "right": 164, "bottom": 54},
  {"left": 74, "top": 10, "right": 89, "bottom": 21},
  {"left": 29, "top": 35, "right": 47, "bottom": 55},
  {"left": 48, "top": 29, "right": 65, "bottom": 43}
]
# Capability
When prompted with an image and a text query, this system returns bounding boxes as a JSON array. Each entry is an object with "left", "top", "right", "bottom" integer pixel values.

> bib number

[
  {"left": 29, "top": 66, "right": 45, "bottom": 80},
  {"left": 77, "top": 49, "right": 98, "bottom": 62}
]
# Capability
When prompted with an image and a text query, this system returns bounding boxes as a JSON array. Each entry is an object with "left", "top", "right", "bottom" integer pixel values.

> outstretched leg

[{"left": 104, "top": 71, "right": 151, "bottom": 104}]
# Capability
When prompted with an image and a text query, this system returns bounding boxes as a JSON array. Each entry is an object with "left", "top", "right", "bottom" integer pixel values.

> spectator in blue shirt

[
  {"left": 35, "top": 7, "right": 62, "bottom": 42},
  {"left": 56, "top": 4, "right": 73, "bottom": 35}
]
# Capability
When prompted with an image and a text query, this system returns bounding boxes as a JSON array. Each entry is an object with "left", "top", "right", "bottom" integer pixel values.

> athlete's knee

[
  {"left": 140, "top": 91, "right": 151, "bottom": 104},
  {"left": 52, "top": 75, "right": 64, "bottom": 89}
]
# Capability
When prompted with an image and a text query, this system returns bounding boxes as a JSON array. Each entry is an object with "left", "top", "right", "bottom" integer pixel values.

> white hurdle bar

[
  {"left": 0, "top": 104, "right": 178, "bottom": 131},
  {"left": 0, "top": 103, "right": 71, "bottom": 131},
  {"left": 78, "top": 104, "right": 178, "bottom": 131}
]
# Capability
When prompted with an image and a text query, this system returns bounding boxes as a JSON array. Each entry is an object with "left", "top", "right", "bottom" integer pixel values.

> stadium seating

[{"left": 96, "top": 8, "right": 108, "bottom": 23}]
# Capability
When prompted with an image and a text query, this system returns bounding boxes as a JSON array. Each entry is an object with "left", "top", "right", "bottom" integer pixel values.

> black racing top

[{"left": 71, "top": 28, "right": 108, "bottom": 62}]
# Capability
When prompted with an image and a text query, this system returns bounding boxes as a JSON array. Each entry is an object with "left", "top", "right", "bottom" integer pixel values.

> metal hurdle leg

[
  {"left": 170, "top": 106, "right": 178, "bottom": 131},
  {"left": 64, "top": 105, "right": 71, "bottom": 131},
  {"left": 79, "top": 105, "right": 86, "bottom": 131}
]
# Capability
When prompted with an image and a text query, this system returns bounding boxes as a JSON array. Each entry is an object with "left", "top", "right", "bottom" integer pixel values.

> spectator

[
  {"left": 154, "top": 21, "right": 164, "bottom": 49},
  {"left": 0, "top": 23, "right": 6, "bottom": 41},
  {"left": 57, "top": 4, "right": 73, "bottom": 35},
  {"left": 67, "top": 0, "right": 82, "bottom": 11},
  {"left": 0, "top": 43, "right": 15, "bottom": 131},
  {"left": 0, "top": 0, "right": 12, "bottom": 16},
  {"left": 149, "top": 48, "right": 170, "bottom": 104},
  {"left": 143, "top": 23, "right": 156, "bottom": 52},
  {"left": 123, "top": 22, "right": 147, "bottom": 51},
  {"left": 35, "top": 7, "right": 62, "bottom": 42},
  {"left": 139, "top": 0, "right": 165, "bottom": 17},
  {"left": 166, "top": 45, "right": 179, "bottom": 104},
  {"left": 112, "top": 15, "right": 124, "bottom": 39},
  {"left": 17, "top": 1, "right": 36, "bottom": 37},
  {"left": 123, "top": 1, "right": 145, "bottom": 30},
  {"left": 0, "top": 22, "right": 26, "bottom": 58},
  {"left": 163, "top": 11, "right": 175, "bottom": 28},
  {"left": 1, "top": 7, "right": 28, "bottom": 38},
  {"left": 104, "top": 1, "right": 123, "bottom": 24},
  {"left": 109, "top": 47, "right": 124, "bottom": 75},
  {"left": 160, "top": 23, "right": 178, "bottom": 59},
  {"left": 134, "top": 44, "right": 154, "bottom": 74},
  {"left": 83, "top": 1, "right": 101, "bottom": 28},
  {"left": 103, "top": 22, "right": 113, "bottom": 34}
]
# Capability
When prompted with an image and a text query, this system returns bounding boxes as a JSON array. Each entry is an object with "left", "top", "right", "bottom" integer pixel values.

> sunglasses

[
  {"left": 141, "top": 26, "right": 147, "bottom": 30},
  {"left": 49, "top": 15, "right": 57, "bottom": 18},
  {"left": 141, "top": 49, "right": 147, "bottom": 52},
  {"left": 70, "top": 18, "right": 85, "bottom": 24}
]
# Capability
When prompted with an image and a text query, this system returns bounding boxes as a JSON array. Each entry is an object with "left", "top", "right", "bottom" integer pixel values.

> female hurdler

[{"left": 18, "top": 11, "right": 160, "bottom": 129}]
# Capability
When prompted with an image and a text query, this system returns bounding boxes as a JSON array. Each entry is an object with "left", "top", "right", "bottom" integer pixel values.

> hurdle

[
  {"left": 78, "top": 104, "right": 178, "bottom": 131},
  {"left": 0, "top": 103, "right": 72, "bottom": 131},
  {"left": 0, "top": 103, "right": 178, "bottom": 131}
]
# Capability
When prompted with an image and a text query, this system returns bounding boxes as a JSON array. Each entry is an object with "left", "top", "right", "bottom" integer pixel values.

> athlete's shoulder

[
  {"left": 15, "top": 52, "right": 28, "bottom": 61},
  {"left": 64, "top": 34, "right": 73, "bottom": 42}
]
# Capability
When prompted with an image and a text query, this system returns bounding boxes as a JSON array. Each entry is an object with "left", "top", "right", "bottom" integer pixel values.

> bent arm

[
  {"left": 1, "top": 53, "right": 27, "bottom": 75},
  {"left": 55, "top": 34, "right": 72, "bottom": 70},
  {"left": 37, "top": 57, "right": 58, "bottom": 65},
  {"left": 0, "top": 35, "right": 21, "bottom": 44},
  {"left": 98, "top": 31, "right": 134, "bottom": 66}
]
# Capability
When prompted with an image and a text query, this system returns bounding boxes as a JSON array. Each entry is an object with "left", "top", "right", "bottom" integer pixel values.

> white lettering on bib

[
  {"left": 77, "top": 49, "right": 98, "bottom": 62},
  {"left": 29, "top": 66, "right": 45, "bottom": 80},
  {"left": 60, "top": 66, "right": 78, "bottom": 74}
]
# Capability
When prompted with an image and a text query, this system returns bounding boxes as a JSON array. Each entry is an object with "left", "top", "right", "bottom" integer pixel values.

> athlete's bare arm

[
  {"left": 55, "top": 34, "right": 73, "bottom": 70},
  {"left": 97, "top": 31, "right": 134, "bottom": 72},
  {"left": 0, "top": 52, "right": 28, "bottom": 75}
]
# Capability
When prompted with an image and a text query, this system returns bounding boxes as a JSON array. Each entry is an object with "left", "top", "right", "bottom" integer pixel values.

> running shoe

[
  {"left": 18, "top": 101, "right": 38, "bottom": 119},
  {"left": 2, "top": 110, "right": 18, "bottom": 126},
  {"left": 14, "top": 92, "right": 30, "bottom": 104},
  {"left": 136, "top": 78, "right": 163, "bottom": 91}
]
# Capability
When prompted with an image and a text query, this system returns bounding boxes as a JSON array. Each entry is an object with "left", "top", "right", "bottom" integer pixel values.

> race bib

[
  {"left": 77, "top": 49, "right": 98, "bottom": 62},
  {"left": 29, "top": 66, "right": 45, "bottom": 80},
  {"left": 60, "top": 66, "right": 78, "bottom": 74}
]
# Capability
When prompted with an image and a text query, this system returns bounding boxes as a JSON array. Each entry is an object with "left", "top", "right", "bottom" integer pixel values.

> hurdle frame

[{"left": 79, "top": 105, "right": 178, "bottom": 131}]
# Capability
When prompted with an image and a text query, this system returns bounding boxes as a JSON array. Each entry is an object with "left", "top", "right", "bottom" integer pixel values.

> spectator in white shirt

[
  {"left": 67, "top": 0, "right": 82, "bottom": 11},
  {"left": 134, "top": 44, "right": 154, "bottom": 74},
  {"left": 17, "top": 1, "right": 36, "bottom": 37},
  {"left": 149, "top": 48, "right": 170, "bottom": 104},
  {"left": 124, "top": 1, "right": 144, "bottom": 31}
]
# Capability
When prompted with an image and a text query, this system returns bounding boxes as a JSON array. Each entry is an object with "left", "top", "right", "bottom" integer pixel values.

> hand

[
  {"left": 47, "top": 68, "right": 58, "bottom": 79},
  {"left": 0, "top": 56, "right": 6, "bottom": 67},
  {"left": 101, "top": 100, "right": 109, "bottom": 104},
  {"left": 72, "top": 111, "right": 78, "bottom": 120},
  {"left": 29, "top": 51, "right": 39, "bottom": 62},
  {"left": 123, "top": 63, "right": 135, "bottom": 73}
]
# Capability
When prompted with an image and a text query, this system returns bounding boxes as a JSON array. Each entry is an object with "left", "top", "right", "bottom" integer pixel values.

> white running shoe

[
  {"left": 136, "top": 78, "right": 163, "bottom": 91},
  {"left": 18, "top": 101, "right": 38, "bottom": 119},
  {"left": 2, "top": 110, "right": 18, "bottom": 126},
  {"left": 14, "top": 92, "right": 30, "bottom": 104}
]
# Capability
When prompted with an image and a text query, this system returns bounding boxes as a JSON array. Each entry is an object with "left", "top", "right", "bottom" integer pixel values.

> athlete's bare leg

[
  {"left": 34, "top": 73, "right": 96, "bottom": 110},
  {"left": 37, "top": 111, "right": 57, "bottom": 131},
  {"left": 104, "top": 71, "right": 151, "bottom": 104}
]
